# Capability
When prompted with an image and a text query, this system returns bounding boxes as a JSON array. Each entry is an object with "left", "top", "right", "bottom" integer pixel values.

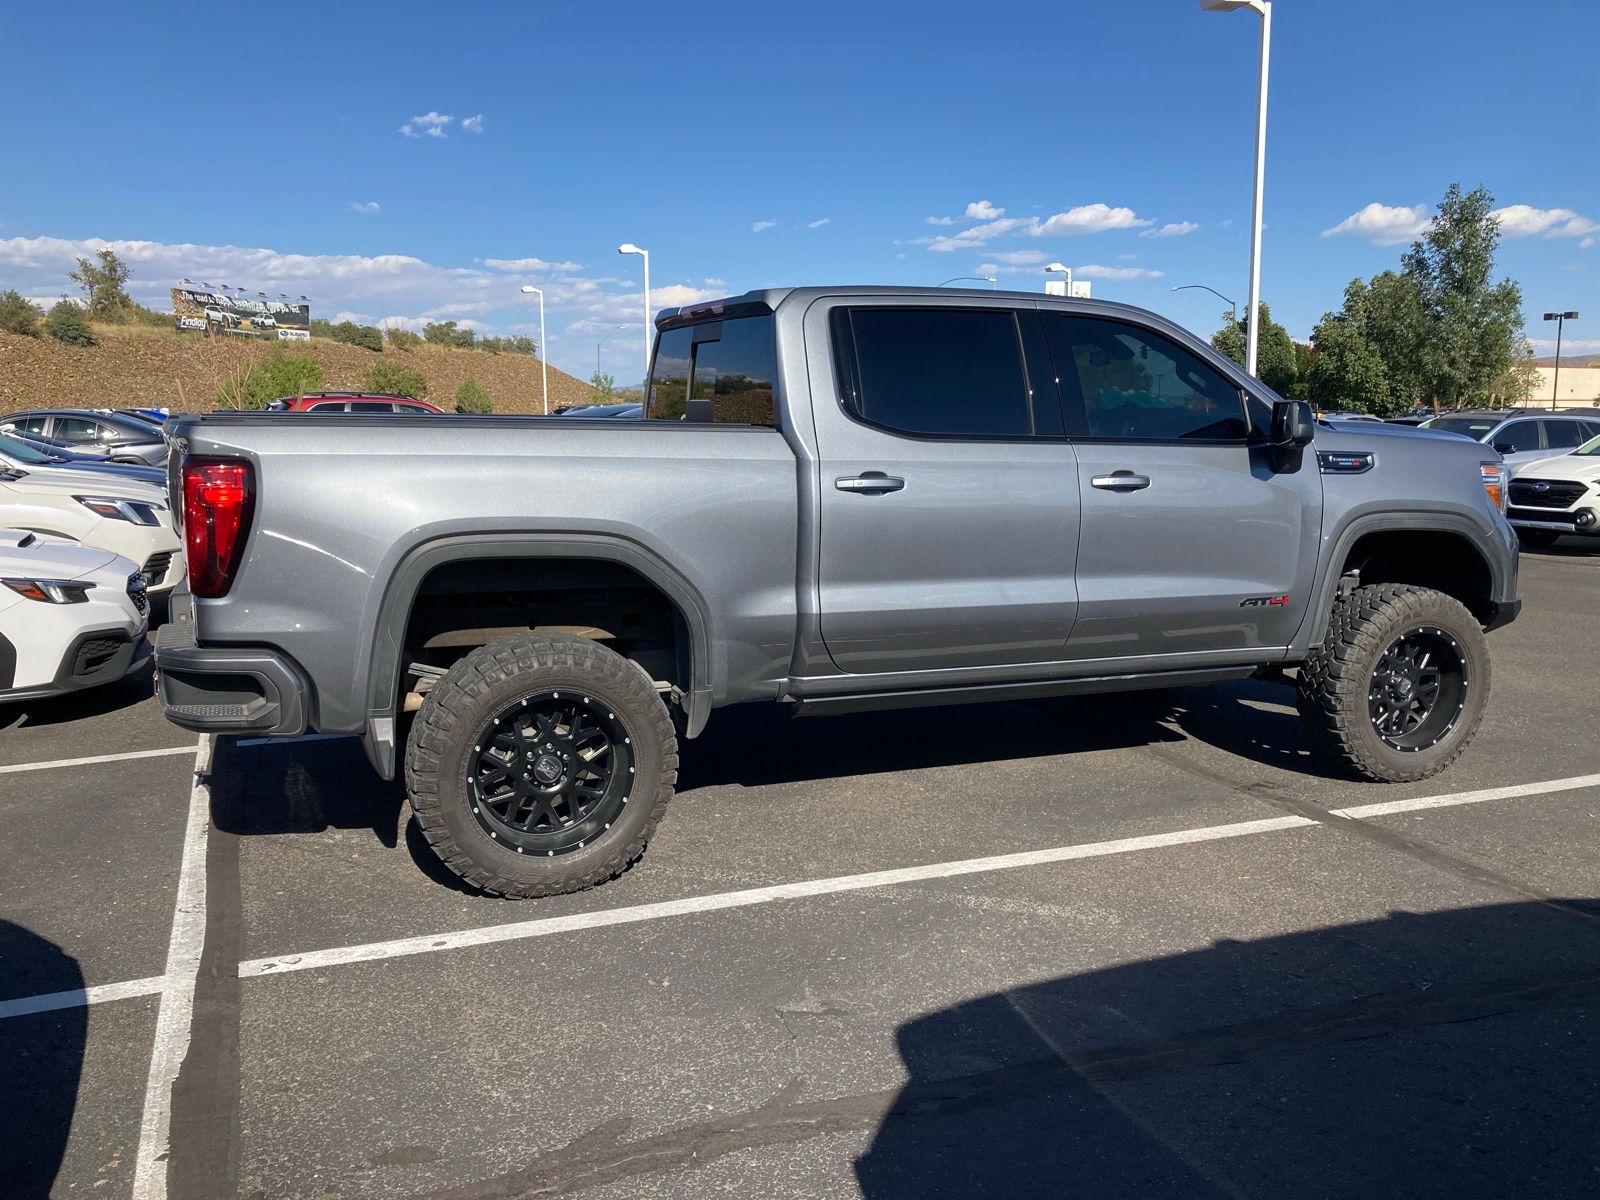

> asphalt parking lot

[{"left": 2, "top": 545, "right": 1597, "bottom": 1200}]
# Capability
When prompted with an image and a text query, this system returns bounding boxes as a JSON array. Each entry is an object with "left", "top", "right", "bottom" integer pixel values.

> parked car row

[{"left": 0, "top": 406, "right": 181, "bottom": 705}]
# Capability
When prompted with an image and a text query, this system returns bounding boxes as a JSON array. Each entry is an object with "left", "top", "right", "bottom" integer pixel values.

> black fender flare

[{"left": 361, "top": 532, "right": 716, "bottom": 779}]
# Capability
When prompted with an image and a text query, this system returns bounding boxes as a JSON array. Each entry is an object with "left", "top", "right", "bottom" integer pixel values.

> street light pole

[
  {"left": 1543, "top": 311, "right": 1579, "bottom": 410},
  {"left": 1171, "top": 284, "right": 1238, "bottom": 326},
  {"left": 596, "top": 324, "right": 625, "bottom": 378},
  {"left": 1201, "top": 0, "right": 1271, "bottom": 377},
  {"left": 518, "top": 285, "right": 548, "bottom": 414},
  {"left": 618, "top": 244, "right": 650, "bottom": 386}
]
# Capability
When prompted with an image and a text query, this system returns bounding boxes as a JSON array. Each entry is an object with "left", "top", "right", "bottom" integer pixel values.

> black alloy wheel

[
  {"left": 467, "top": 691, "right": 634, "bottom": 856},
  {"left": 1367, "top": 626, "right": 1467, "bottom": 752}
]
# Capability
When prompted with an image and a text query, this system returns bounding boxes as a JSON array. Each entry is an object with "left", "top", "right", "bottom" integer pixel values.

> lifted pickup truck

[{"left": 157, "top": 287, "right": 1520, "bottom": 897}]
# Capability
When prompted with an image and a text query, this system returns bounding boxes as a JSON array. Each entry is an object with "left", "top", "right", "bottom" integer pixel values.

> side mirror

[
  {"left": 1491, "top": 441, "right": 1515, "bottom": 455},
  {"left": 1269, "top": 400, "right": 1315, "bottom": 471}
]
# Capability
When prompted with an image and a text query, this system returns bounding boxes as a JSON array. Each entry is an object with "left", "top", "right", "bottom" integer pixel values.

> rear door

[
  {"left": 1043, "top": 312, "right": 1321, "bottom": 664},
  {"left": 809, "top": 301, "right": 1081, "bottom": 674}
]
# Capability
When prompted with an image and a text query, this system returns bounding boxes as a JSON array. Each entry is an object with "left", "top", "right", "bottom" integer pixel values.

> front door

[
  {"left": 811, "top": 302, "right": 1081, "bottom": 675},
  {"left": 1041, "top": 312, "right": 1321, "bottom": 665}
]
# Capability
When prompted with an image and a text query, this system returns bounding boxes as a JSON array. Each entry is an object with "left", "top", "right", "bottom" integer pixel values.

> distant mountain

[{"left": 1531, "top": 354, "right": 1599, "bottom": 367}]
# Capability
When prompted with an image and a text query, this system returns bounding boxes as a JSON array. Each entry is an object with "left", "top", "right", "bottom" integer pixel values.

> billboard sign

[{"left": 170, "top": 287, "right": 311, "bottom": 340}]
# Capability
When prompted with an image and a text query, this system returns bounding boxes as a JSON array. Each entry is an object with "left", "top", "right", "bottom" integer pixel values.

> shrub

[
  {"left": 0, "top": 290, "right": 42, "bottom": 337},
  {"left": 44, "top": 301, "right": 96, "bottom": 346},
  {"left": 310, "top": 318, "right": 335, "bottom": 339},
  {"left": 587, "top": 371, "right": 616, "bottom": 404},
  {"left": 454, "top": 375, "right": 492, "bottom": 414},
  {"left": 331, "top": 321, "right": 384, "bottom": 352},
  {"left": 365, "top": 361, "right": 429, "bottom": 400},
  {"left": 214, "top": 348, "right": 324, "bottom": 408},
  {"left": 383, "top": 325, "right": 421, "bottom": 350},
  {"left": 424, "top": 319, "right": 476, "bottom": 349}
]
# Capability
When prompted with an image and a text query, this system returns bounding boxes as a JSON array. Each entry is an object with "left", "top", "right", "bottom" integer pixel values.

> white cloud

[
  {"left": 1529, "top": 337, "right": 1600, "bottom": 353},
  {"left": 1491, "top": 204, "right": 1599, "bottom": 239},
  {"left": 1072, "top": 264, "right": 1165, "bottom": 280},
  {"left": 1321, "top": 202, "right": 1432, "bottom": 245},
  {"left": 1139, "top": 221, "right": 1198, "bottom": 239},
  {"left": 965, "top": 200, "right": 1005, "bottom": 220},
  {"left": 1581, "top": 236, "right": 1596, "bottom": 249},
  {"left": 988, "top": 250, "right": 1049, "bottom": 265},
  {"left": 751, "top": 220, "right": 778, "bottom": 233},
  {"left": 1116, "top": 253, "right": 1137, "bottom": 260},
  {"left": 460, "top": 114, "right": 484, "bottom": 134},
  {"left": 400, "top": 112, "right": 453, "bottom": 139},
  {"left": 1033, "top": 204, "right": 1152, "bottom": 236},
  {"left": 348, "top": 201, "right": 381, "bottom": 215},
  {"left": 478, "top": 256, "right": 585, "bottom": 273},
  {"left": 923, "top": 217, "right": 1031, "bottom": 252},
  {"left": 806, "top": 218, "right": 831, "bottom": 229},
  {"left": 924, "top": 215, "right": 958, "bottom": 226},
  {"left": 703, "top": 277, "right": 727, "bottom": 287}
]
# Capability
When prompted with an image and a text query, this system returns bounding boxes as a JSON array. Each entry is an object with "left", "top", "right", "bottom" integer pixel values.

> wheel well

[
  {"left": 399, "top": 557, "right": 693, "bottom": 711},
  {"left": 1339, "top": 531, "right": 1495, "bottom": 624}
]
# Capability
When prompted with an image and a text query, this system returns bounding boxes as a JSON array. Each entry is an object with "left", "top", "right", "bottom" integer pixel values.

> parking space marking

[
  {"left": 0, "top": 744, "right": 198, "bottom": 775},
  {"left": 237, "top": 770, "right": 1600, "bottom": 982},
  {"left": 0, "top": 974, "right": 166, "bottom": 1020},
  {"left": 131, "top": 735, "right": 214, "bottom": 1200}
]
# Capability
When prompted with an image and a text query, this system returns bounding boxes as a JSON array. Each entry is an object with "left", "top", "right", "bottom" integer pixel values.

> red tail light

[{"left": 182, "top": 458, "right": 254, "bottom": 598}]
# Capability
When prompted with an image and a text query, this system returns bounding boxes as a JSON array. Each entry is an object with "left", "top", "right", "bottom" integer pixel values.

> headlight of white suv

[
  {"left": 73, "top": 495, "right": 163, "bottom": 525},
  {"left": 2, "top": 578, "right": 95, "bottom": 603}
]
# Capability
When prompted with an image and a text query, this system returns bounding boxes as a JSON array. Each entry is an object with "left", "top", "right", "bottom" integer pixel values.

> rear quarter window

[{"left": 646, "top": 314, "right": 777, "bottom": 425}]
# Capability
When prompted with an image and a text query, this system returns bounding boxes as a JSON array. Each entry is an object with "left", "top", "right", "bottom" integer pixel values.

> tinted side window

[
  {"left": 13, "top": 415, "right": 49, "bottom": 434},
  {"left": 1046, "top": 315, "right": 1247, "bottom": 441},
  {"left": 1495, "top": 420, "right": 1540, "bottom": 452},
  {"left": 308, "top": 402, "right": 347, "bottom": 412},
  {"left": 53, "top": 416, "right": 104, "bottom": 442},
  {"left": 349, "top": 402, "right": 392, "bottom": 413},
  {"left": 837, "top": 308, "right": 1032, "bottom": 437},
  {"left": 646, "top": 327, "right": 692, "bottom": 420},
  {"left": 1542, "top": 420, "right": 1585, "bottom": 449},
  {"left": 689, "top": 315, "right": 778, "bottom": 425}
]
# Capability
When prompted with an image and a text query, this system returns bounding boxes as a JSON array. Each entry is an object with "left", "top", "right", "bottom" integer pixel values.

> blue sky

[{"left": 2, "top": 0, "right": 1595, "bottom": 385}]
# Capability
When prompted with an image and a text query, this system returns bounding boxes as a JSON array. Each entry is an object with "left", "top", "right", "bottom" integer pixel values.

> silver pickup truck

[{"left": 157, "top": 287, "right": 1520, "bottom": 897}]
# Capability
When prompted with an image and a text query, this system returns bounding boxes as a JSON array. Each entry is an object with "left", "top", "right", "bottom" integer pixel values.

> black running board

[{"left": 786, "top": 666, "right": 1256, "bottom": 719}]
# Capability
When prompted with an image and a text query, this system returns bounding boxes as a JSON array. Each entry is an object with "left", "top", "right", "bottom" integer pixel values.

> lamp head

[
  {"left": 520, "top": 285, "right": 540, "bottom": 295},
  {"left": 1044, "top": 262, "right": 1069, "bottom": 274},
  {"left": 617, "top": 243, "right": 644, "bottom": 255}
]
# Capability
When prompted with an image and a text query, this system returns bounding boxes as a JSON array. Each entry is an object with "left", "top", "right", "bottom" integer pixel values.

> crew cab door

[
  {"left": 1041, "top": 312, "right": 1321, "bottom": 664},
  {"left": 807, "top": 300, "right": 1081, "bottom": 674}
]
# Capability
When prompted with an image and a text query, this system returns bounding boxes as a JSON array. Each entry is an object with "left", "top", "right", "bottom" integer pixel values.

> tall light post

[
  {"left": 936, "top": 275, "right": 998, "bottom": 289},
  {"left": 1543, "top": 311, "right": 1579, "bottom": 410},
  {"left": 617, "top": 243, "right": 650, "bottom": 386},
  {"left": 1171, "top": 283, "right": 1238, "bottom": 326},
  {"left": 1044, "top": 262, "right": 1073, "bottom": 295},
  {"left": 1200, "top": 0, "right": 1271, "bottom": 378},
  {"left": 518, "top": 285, "right": 548, "bottom": 414},
  {"left": 596, "top": 324, "right": 625, "bottom": 378}
]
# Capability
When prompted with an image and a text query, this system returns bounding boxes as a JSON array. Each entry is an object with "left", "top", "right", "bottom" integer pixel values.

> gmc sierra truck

[{"left": 156, "top": 287, "right": 1521, "bottom": 897}]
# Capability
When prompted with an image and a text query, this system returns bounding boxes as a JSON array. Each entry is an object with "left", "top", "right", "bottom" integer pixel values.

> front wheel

[
  {"left": 1296, "top": 584, "right": 1489, "bottom": 783},
  {"left": 405, "top": 633, "right": 678, "bottom": 898}
]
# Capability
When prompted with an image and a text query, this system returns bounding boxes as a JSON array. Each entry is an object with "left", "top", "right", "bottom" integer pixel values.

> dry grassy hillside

[{"left": 0, "top": 326, "right": 595, "bottom": 415}]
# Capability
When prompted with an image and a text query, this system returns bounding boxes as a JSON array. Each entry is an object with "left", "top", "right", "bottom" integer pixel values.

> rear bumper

[{"left": 153, "top": 594, "right": 309, "bottom": 735}]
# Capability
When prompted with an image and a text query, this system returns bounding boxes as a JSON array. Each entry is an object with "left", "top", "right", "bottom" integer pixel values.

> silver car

[
  {"left": 0, "top": 409, "right": 168, "bottom": 466},
  {"left": 1422, "top": 410, "right": 1600, "bottom": 469}
]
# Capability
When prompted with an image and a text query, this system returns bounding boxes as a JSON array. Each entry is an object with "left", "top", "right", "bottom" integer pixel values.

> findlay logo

[{"left": 1239, "top": 595, "right": 1291, "bottom": 608}]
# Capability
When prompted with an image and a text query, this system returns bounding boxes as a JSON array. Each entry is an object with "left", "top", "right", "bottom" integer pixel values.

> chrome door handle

[
  {"left": 835, "top": 474, "right": 905, "bottom": 494},
  {"left": 1090, "top": 471, "right": 1151, "bottom": 491}
]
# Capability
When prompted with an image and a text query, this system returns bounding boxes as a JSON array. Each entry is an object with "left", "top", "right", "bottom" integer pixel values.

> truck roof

[{"left": 653, "top": 286, "right": 1169, "bottom": 330}]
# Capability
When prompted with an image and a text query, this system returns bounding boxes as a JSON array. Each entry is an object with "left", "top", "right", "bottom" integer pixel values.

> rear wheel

[
  {"left": 405, "top": 633, "right": 677, "bottom": 898},
  {"left": 1296, "top": 584, "right": 1488, "bottom": 783},
  {"left": 1515, "top": 528, "right": 1561, "bottom": 549}
]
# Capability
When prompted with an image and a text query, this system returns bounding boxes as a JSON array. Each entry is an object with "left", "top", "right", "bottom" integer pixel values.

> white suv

[
  {"left": 0, "top": 530, "right": 150, "bottom": 701},
  {"left": 0, "top": 462, "right": 185, "bottom": 592},
  {"left": 1506, "top": 434, "right": 1600, "bottom": 548}
]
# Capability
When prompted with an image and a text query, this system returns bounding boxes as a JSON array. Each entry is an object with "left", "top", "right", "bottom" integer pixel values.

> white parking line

[
  {"left": 0, "top": 745, "right": 197, "bottom": 775},
  {"left": 131, "top": 735, "right": 214, "bottom": 1200},
  {"left": 5, "top": 770, "right": 1598, "bottom": 1025}
]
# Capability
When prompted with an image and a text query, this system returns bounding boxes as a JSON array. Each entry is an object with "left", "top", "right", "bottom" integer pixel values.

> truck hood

[
  {"left": 0, "top": 529, "right": 120, "bottom": 579},
  {"left": 1510, "top": 453, "right": 1600, "bottom": 482},
  {"left": 1315, "top": 421, "right": 1469, "bottom": 448}
]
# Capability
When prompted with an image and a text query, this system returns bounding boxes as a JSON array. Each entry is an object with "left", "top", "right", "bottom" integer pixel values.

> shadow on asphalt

[
  {"left": 0, "top": 921, "right": 85, "bottom": 1199},
  {"left": 853, "top": 899, "right": 1600, "bottom": 1198},
  {"left": 0, "top": 662, "right": 156, "bottom": 732}
]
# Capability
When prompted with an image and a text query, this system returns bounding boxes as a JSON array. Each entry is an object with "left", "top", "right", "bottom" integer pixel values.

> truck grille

[
  {"left": 1508, "top": 479, "right": 1587, "bottom": 509},
  {"left": 142, "top": 551, "right": 174, "bottom": 586},
  {"left": 127, "top": 571, "right": 149, "bottom": 616}
]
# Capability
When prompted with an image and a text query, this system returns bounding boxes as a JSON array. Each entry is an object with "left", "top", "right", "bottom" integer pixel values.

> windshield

[
  {"left": 1425, "top": 416, "right": 1499, "bottom": 439},
  {"left": 0, "top": 433, "right": 60, "bottom": 464},
  {"left": 1576, "top": 434, "right": 1600, "bottom": 456}
]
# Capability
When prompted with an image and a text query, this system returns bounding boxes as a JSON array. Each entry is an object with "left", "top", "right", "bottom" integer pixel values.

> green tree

[
  {"left": 587, "top": 370, "right": 616, "bottom": 403},
  {"left": 67, "top": 248, "right": 135, "bottom": 323},
  {"left": 1308, "top": 278, "right": 1401, "bottom": 415},
  {"left": 1400, "top": 183, "right": 1525, "bottom": 407},
  {"left": 1211, "top": 301, "right": 1299, "bottom": 397},
  {"left": 310, "top": 318, "right": 335, "bottom": 338},
  {"left": 454, "top": 375, "right": 493, "bottom": 413},
  {"left": 331, "top": 321, "right": 384, "bottom": 351},
  {"left": 0, "top": 290, "right": 42, "bottom": 337},
  {"left": 44, "top": 300, "right": 96, "bottom": 346},
  {"left": 383, "top": 325, "right": 421, "bottom": 350},
  {"left": 423, "top": 319, "right": 476, "bottom": 349},
  {"left": 365, "top": 361, "right": 429, "bottom": 400},
  {"left": 213, "top": 349, "right": 324, "bottom": 408}
]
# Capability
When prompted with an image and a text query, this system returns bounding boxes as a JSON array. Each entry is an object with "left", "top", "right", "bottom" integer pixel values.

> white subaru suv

[
  {"left": 1506, "top": 433, "right": 1600, "bottom": 548},
  {"left": 0, "top": 530, "right": 151, "bottom": 701}
]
